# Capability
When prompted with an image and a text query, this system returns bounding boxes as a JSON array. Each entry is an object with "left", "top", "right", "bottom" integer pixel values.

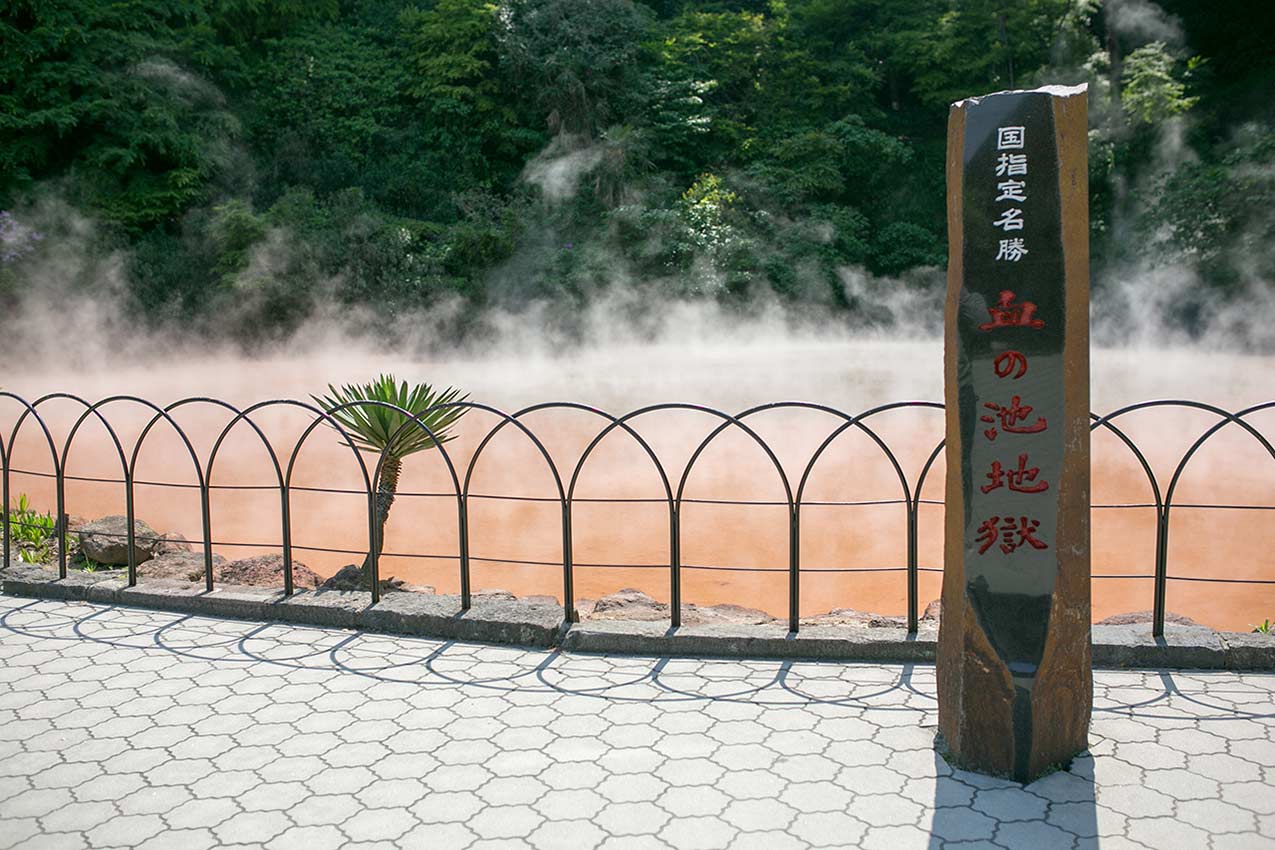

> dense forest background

[{"left": 1, "top": 0, "right": 1272, "bottom": 345}]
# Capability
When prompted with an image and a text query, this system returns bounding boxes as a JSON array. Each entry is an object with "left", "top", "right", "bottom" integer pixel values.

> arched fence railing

[{"left": 1, "top": 394, "right": 1272, "bottom": 638}]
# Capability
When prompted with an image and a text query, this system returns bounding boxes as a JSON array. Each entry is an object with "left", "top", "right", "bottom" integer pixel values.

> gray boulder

[
  {"left": 153, "top": 532, "right": 193, "bottom": 556},
  {"left": 685, "top": 602, "right": 777, "bottom": 626},
  {"left": 139, "top": 551, "right": 226, "bottom": 582},
  {"left": 805, "top": 607, "right": 905, "bottom": 628},
  {"left": 586, "top": 588, "right": 779, "bottom": 625},
  {"left": 589, "top": 588, "right": 670, "bottom": 621},
  {"left": 219, "top": 555, "right": 323, "bottom": 589},
  {"left": 1098, "top": 610, "right": 1202, "bottom": 627},
  {"left": 322, "top": 563, "right": 408, "bottom": 593},
  {"left": 78, "top": 516, "right": 160, "bottom": 566}
]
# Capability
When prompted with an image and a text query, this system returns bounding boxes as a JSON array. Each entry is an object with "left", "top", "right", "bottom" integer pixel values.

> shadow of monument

[{"left": 928, "top": 747, "right": 1098, "bottom": 848}]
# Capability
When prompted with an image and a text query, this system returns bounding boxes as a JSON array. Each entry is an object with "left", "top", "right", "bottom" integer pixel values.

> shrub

[{"left": 6, "top": 494, "right": 60, "bottom": 564}]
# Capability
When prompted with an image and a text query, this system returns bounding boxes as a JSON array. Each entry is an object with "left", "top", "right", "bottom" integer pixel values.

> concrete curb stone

[{"left": 2, "top": 564, "right": 1273, "bottom": 668}]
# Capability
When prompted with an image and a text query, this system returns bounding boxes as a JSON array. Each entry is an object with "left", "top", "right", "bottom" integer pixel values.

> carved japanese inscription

[{"left": 938, "top": 84, "right": 1092, "bottom": 783}]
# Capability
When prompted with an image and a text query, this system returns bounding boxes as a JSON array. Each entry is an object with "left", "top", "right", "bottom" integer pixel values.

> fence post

[
  {"left": 789, "top": 505, "right": 800, "bottom": 633},
  {"left": 907, "top": 505, "right": 919, "bottom": 634},
  {"left": 125, "top": 472, "right": 137, "bottom": 587},
  {"left": 562, "top": 501, "right": 575, "bottom": 622},
  {"left": 56, "top": 466, "right": 67, "bottom": 579},
  {"left": 458, "top": 496, "right": 471, "bottom": 609},
  {"left": 670, "top": 507, "right": 681, "bottom": 628},
  {"left": 1153, "top": 509, "right": 1169, "bottom": 637},
  {"left": 201, "top": 484, "right": 214, "bottom": 593},
  {"left": 59, "top": 513, "right": 70, "bottom": 569},
  {"left": 2, "top": 467, "right": 10, "bottom": 571},
  {"left": 281, "top": 485, "right": 294, "bottom": 597}
]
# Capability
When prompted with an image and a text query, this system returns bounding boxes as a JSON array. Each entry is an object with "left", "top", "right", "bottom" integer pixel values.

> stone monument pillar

[{"left": 938, "top": 84, "right": 1091, "bottom": 783}]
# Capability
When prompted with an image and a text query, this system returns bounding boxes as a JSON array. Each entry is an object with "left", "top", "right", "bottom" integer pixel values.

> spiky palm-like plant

[{"left": 313, "top": 375, "right": 468, "bottom": 574}]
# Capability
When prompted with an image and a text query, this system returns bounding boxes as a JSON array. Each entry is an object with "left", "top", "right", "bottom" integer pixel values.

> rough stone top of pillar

[{"left": 951, "top": 83, "right": 1088, "bottom": 109}]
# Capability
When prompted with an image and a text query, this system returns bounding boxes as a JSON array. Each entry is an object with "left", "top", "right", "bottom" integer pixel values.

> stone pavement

[{"left": 0, "top": 597, "right": 1271, "bottom": 850}]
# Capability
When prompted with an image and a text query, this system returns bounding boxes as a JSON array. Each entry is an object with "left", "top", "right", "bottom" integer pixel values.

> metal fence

[{"left": 1, "top": 393, "right": 1272, "bottom": 638}]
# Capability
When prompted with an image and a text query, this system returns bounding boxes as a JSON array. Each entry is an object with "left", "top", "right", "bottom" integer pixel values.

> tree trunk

[
  {"left": 997, "top": 8, "right": 1015, "bottom": 89},
  {"left": 1106, "top": 15, "right": 1122, "bottom": 110},
  {"left": 361, "top": 455, "right": 402, "bottom": 577}
]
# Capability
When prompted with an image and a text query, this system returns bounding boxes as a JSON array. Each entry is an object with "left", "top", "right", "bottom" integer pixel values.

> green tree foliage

[
  {"left": 499, "top": 0, "right": 651, "bottom": 136},
  {"left": 401, "top": 0, "right": 536, "bottom": 189},
  {"left": 0, "top": 2, "right": 234, "bottom": 228},
  {"left": 1120, "top": 43, "right": 1198, "bottom": 125},
  {"left": 249, "top": 25, "right": 410, "bottom": 199},
  {"left": 1, "top": 0, "right": 1270, "bottom": 339},
  {"left": 1145, "top": 125, "right": 1274, "bottom": 290},
  {"left": 899, "top": 0, "right": 1074, "bottom": 108}
]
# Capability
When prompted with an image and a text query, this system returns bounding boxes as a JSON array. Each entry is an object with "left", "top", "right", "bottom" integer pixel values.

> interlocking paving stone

[{"left": 0, "top": 597, "right": 1272, "bottom": 850}]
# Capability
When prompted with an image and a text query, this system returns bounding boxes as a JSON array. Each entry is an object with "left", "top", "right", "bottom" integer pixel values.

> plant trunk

[
  {"left": 361, "top": 455, "right": 402, "bottom": 577},
  {"left": 997, "top": 7, "right": 1015, "bottom": 89}
]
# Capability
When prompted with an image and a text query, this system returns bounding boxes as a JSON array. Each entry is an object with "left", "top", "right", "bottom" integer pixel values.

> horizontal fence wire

[
  {"left": 1, "top": 394, "right": 1272, "bottom": 636},
  {"left": 5, "top": 466, "right": 1271, "bottom": 510},
  {"left": 0, "top": 512, "right": 1160, "bottom": 579}
]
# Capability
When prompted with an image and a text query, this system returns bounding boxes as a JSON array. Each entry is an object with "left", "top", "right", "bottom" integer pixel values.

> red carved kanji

[
  {"left": 976, "top": 517, "right": 1001, "bottom": 555},
  {"left": 976, "top": 516, "right": 1050, "bottom": 555},
  {"left": 981, "top": 396, "right": 1047, "bottom": 440},
  {"left": 1000, "top": 516, "right": 1049, "bottom": 553},
  {"left": 979, "top": 454, "right": 1050, "bottom": 494},
  {"left": 993, "top": 350, "right": 1028, "bottom": 379},
  {"left": 979, "top": 290, "right": 1045, "bottom": 331}
]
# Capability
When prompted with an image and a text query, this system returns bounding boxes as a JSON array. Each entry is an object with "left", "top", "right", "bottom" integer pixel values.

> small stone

[
  {"left": 1097, "top": 611, "right": 1201, "bottom": 627},
  {"left": 588, "top": 588, "right": 669, "bottom": 621},
  {"left": 218, "top": 555, "right": 323, "bottom": 589},
  {"left": 153, "top": 532, "right": 193, "bottom": 556},
  {"left": 803, "top": 608, "right": 905, "bottom": 628},
  {"left": 583, "top": 590, "right": 781, "bottom": 625},
  {"left": 139, "top": 551, "right": 226, "bottom": 582},
  {"left": 683, "top": 603, "right": 776, "bottom": 626},
  {"left": 322, "top": 564, "right": 407, "bottom": 592}
]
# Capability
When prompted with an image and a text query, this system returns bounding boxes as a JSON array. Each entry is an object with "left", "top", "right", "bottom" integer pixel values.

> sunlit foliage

[{"left": 0, "top": 0, "right": 1269, "bottom": 339}]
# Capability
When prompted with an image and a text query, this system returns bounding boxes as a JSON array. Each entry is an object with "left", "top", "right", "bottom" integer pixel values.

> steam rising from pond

[
  {"left": 2, "top": 295, "right": 1272, "bottom": 631},
  {"left": 3, "top": 32, "right": 1274, "bottom": 628}
]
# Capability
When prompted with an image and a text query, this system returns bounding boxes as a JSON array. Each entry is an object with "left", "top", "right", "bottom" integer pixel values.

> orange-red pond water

[{"left": 3, "top": 339, "right": 1272, "bottom": 630}]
